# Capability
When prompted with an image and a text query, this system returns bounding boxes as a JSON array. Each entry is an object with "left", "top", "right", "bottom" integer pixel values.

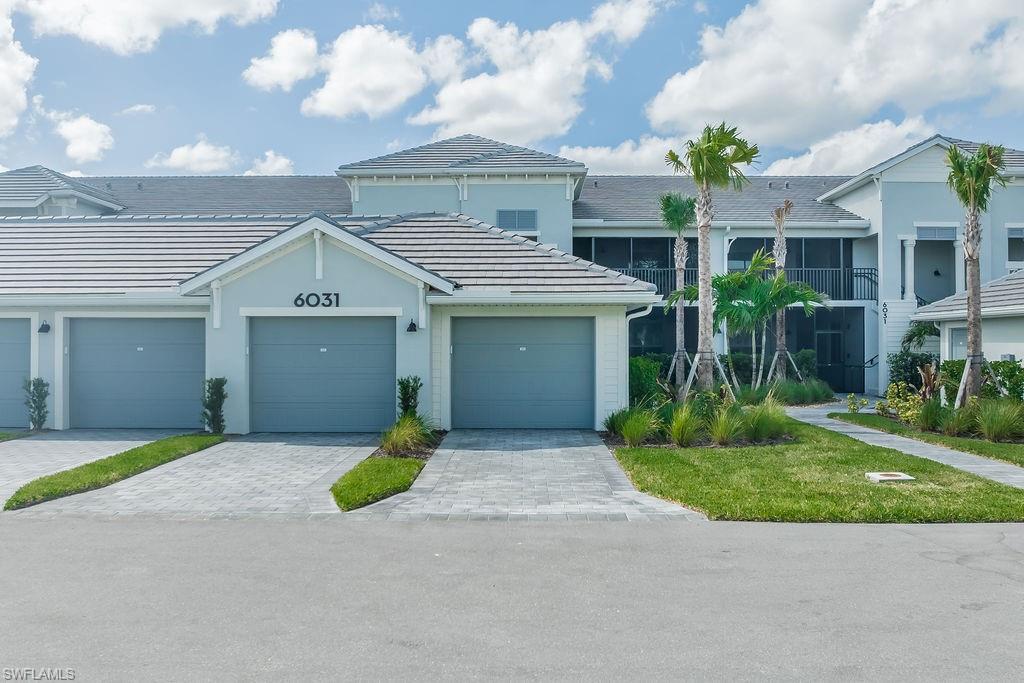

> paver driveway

[
  {"left": 357, "top": 429, "right": 703, "bottom": 521},
  {"left": 0, "top": 430, "right": 179, "bottom": 505},
  {"left": 24, "top": 433, "right": 377, "bottom": 516}
]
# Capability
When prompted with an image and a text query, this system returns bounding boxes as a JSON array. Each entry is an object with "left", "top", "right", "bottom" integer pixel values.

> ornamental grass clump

[
  {"left": 668, "top": 403, "right": 703, "bottom": 447},
  {"left": 380, "top": 413, "right": 435, "bottom": 455},
  {"left": 976, "top": 400, "right": 1024, "bottom": 443},
  {"left": 915, "top": 397, "right": 947, "bottom": 432},
  {"left": 744, "top": 394, "right": 789, "bottom": 442},
  {"left": 939, "top": 400, "right": 978, "bottom": 437},
  {"left": 620, "top": 408, "right": 661, "bottom": 447},
  {"left": 708, "top": 404, "right": 745, "bottom": 446},
  {"left": 602, "top": 407, "right": 631, "bottom": 436}
]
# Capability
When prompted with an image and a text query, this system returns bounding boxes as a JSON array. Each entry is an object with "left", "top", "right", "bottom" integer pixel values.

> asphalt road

[{"left": 1, "top": 518, "right": 1022, "bottom": 680}]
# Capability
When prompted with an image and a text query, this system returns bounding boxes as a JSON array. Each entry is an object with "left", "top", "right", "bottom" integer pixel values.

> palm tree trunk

[
  {"left": 723, "top": 325, "right": 740, "bottom": 390},
  {"left": 961, "top": 207, "right": 984, "bottom": 402},
  {"left": 774, "top": 309, "right": 787, "bottom": 383},
  {"left": 756, "top": 322, "right": 768, "bottom": 389},
  {"left": 673, "top": 238, "right": 688, "bottom": 401},
  {"left": 695, "top": 186, "right": 715, "bottom": 390}
]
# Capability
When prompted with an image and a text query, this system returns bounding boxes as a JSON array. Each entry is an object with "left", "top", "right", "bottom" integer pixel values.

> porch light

[
  {"left": 38, "top": 321, "right": 50, "bottom": 334},
  {"left": 406, "top": 319, "right": 418, "bottom": 332}
]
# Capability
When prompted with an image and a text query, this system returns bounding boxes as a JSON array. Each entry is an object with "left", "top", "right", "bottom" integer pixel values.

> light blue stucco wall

[
  {"left": 355, "top": 183, "right": 461, "bottom": 215},
  {"left": 210, "top": 236, "right": 430, "bottom": 434}
]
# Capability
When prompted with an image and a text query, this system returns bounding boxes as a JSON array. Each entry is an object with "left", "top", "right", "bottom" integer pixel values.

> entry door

[
  {"left": 0, "top": 319, "right": 30, "bottom": 428},
  {"left": 451, "top": 317, "right": 595, "bottom": 429},
  {"left": 69, "top": 318, "right": 206, "bottom": 429},
  {"left": 249, "top": 317, "right": 396, "bottom": 432}
]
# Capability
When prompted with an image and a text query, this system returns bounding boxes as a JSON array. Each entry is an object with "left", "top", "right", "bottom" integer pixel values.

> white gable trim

[
  {"left": 179, "top": 215, "right": 455, "bottom": 295},
  {"left": 817, "top": 136, "right": 951, "bottom": 202}
]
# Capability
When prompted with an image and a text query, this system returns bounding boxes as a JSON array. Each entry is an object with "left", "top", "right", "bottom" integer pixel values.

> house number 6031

[{"left": 293, "top": 292, "right": 340, "bottom": 307}]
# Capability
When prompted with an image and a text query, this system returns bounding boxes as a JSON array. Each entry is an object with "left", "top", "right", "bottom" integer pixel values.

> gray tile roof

[
  {"left": 944, "top": 137, "right": 1024, "bottom": 167},
  {"left": 914, "top": 269, "right": 1024, "bottom": 319},
  {"left": 0, "top": 165, "right": 120, "bottom": 206},
  {"left": 338, "top": 134, "right": 585, "bottom": 172},
  {"left": 573, "top": 175, "right": 865, "bottom": 222},
  {"left": 0, "top": 212, "right": 653, "bottom": 296}
]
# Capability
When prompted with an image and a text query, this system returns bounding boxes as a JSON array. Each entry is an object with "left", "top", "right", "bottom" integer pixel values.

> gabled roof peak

[{"left": 0, "top": 164, "right": 122, "bottom": 209}]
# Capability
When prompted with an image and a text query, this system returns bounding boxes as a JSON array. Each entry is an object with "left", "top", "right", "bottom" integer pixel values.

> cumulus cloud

[
  {"left": 119, "top": 103, "right": 156, "bottom": 115},
  {"left": 647, "top": 0, "right": 1024, "bottom": 148},
  {"left": 364, "top": 3, "right": 400, "bottom": 22},
  {"left": 243, "top": 28, "right": 319, "bottom": 92},
  {"left": 244, "top": 149, "right": 294, "bottom": 175},
  {"left": 410, "top": 0, "right": 661, "bottom": 144},
  {"left": 0, "top": 162, "right": 8, "bottom": 173},
  {"left": 146, "top": 134, "right": 239, "bottom": 173},
  {"left": 764, "top": 117, "right": 936, "bottom": 176},
  {"left": 15, "top": 0, "right": 279, "bottom": 55},
  {"left": 0, "top": 11, "right": 38, "bottom": 138},
  {"left": 559, "top": 135, "right": 680, "bottom": 174},
  {"left": 34, "top": 96, "right": 114, "bottom": 163}
]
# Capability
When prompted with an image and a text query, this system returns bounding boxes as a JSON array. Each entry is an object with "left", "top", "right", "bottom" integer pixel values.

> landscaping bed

[
  {"left": 830, "top": 411, "right": 1024, "bottom": 469},
  {"left": 614, "top": 420, "right": 1024, "bottom": 523},
  {"left": 4, "top": 433, "right": 225, "bottom": 510}
]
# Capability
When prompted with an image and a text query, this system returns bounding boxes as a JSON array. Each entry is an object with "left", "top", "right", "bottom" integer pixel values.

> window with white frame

[
  {"left": 1008, "top": 227, "right": 1024, "bottom": 263},
  {"left": 496, "top": 209, "right": 538, "bottom": 232},
  {"left": 949, "top": 327, "right": 968, "bottom": 360}
]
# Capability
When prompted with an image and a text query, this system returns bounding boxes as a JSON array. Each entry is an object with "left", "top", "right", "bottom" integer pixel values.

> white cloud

[
  {"left": 385, "top": 138, "right": 402, "bottom": 151},
  {"left": 364, "top": 3, "right": 400, "bottom": 22},
  {"left": 647, "top": 0, "right": 1024, "bottom": 148},
  {"left": 301, "top": 25, "right": 428, "bottom": 120},
  {"left": 119, "top": 103, "right": 156, "bottom": 115},
  {"left": 0, "top": 11, "right": 37, "bottom": 138},
  {"left": 0, "top": 162, "right": 8, "bottom": 173},
  {"left": 693, "top": 1, "right": 708, "bottom": 14},
  {"left": 559, "top": 135, "right": 680, "bottom": 174},
  {"left": 63, "top": 169, "right": 86, "bottom": 176},
  {"left": 410, "top": 0, "right": 661, "bottom": 144},
  {"left": 243, "top": 28, "right": 318, "bottom": 92},
  {"left": 764, "top": 117, "right": 936, "bottom": 176},
  {"left": 146, "top": 135, "right": 239, "bottom": 173},
  {"left": 34, "top": 96, "right": 114, "bottom": 163},
  {"left": 244, "top": 149, "right": 294, "bottom": 175},
  {"left": 15, "top": 0, "right": 279, "bottom": 55}
]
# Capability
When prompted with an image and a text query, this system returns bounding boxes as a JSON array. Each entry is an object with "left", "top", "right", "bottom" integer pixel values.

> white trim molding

[{"left": 238, "top": 307, "right": 402, "bottom": 318}]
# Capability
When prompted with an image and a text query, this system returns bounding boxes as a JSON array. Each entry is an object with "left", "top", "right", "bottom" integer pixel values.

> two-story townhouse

[{"left": 0, "top": 134, "right": 1019, "bottom": 433}]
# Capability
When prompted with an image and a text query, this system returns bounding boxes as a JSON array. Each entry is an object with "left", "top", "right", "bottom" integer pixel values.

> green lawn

[
  {"left": 331, "top": 457, "right": 424, "bottom": 511},
  {"left": 4, "top": 433, "right": 225, "bottom": 510},
  {"left": 830, "top": 412, "right": 1024, "bottom": 469},
  {"left": 615, "top": 420, "right": 1024, "bottom": 523},
  {"left": 0, "top": 432, "right": 26, "bottom": 443}
]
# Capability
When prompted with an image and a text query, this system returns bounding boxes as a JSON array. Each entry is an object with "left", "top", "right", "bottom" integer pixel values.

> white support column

[
  {"left": 211, "top": 279, "right": 222, "bottom": 329},
  {"left": 902, "top": 237, "right": 916, "bottom": 302},
  {"left": 954, "top": 239, "right": 965, "bottom": 294}
]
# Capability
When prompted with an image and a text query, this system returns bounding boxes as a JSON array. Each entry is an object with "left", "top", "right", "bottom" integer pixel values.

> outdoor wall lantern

[
  {"left": 406, "top": 319, "right": 418, "bottom": 332},
  {"left": 38, "top": 321, "right": 50, "bottom": 334}
]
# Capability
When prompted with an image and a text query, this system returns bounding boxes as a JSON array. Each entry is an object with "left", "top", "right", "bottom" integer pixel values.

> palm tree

[
  {"left": 659, "top": 193, "right": 696, "bottom": 399},
  {"left": 666, "top": 123, "right": 760, "bottom": 389},
  {"left": 751, "top": 269, "right": 826, "bottom": 388},
  {"left": 769, "top": 199, "right": 793, "bottom": 381},
  {"left": 945, "top": 143, "right": 1007, "bottom": 406}
]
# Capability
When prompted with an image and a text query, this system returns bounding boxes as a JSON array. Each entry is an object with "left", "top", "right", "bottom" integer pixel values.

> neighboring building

[
  {"left": 912, "top": 269, "right": 1024, "bottom": 363},
  {"left": 0, "top": 133, "right": 1020, "bottom": 431}
]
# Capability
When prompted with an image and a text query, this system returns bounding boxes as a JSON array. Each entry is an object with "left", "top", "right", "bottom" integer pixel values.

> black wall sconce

[
  {"left": 406, "top": 319, "right": 418, "bottom": 332},
  {"left": 37, "top": 321, "right": 50, "bottom": 334}
]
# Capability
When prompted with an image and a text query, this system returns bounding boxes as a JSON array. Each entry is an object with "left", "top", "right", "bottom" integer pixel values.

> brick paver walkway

[
  {"left": 353, "top": 430, "right": 704, "bottom": 521},
  {"left": 0, "top": 430, "right": 181, "bottom": 504},
  {"left": 788, "top": 405, "right": 1024, "bottom": 489},
  {"left": 20, "top": 433, "right": 377, "bottom": 516}
]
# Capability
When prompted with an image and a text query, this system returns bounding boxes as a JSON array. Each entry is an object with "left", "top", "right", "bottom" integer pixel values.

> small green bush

[
  {"left": 939, "top": 401, "right": 978, "bottom": 437},
  {"left": 708, "top": 405, "right": 745, "bottom": 446},
  {"left": 603, "top": 407, "right": 631, "bottom": 436},
  {"left": 887, "top": 350, "right": 939, "bottom": 389},
  {"left": 629, "top": 355, "right": 663, "bottom": 405},
  {"left": 688, "top": 391, "right": 723, "bottom": 422},
  {"left": 201, "top": 377, "right": 227, "bottom": 434},
  {"left": 736, "top": 384, "right": 769, "bottom": 405},
  {"left": 668, "top": 403, "right": 703, "bottom": 447},
  {"left": 721, "top": 352, "right": 753, "bottom": 385},
  {"left": 884, "top": 382, "right": 924, "bottom": 423},
  {"left": 915, "top": 397, "right": 946, "bottom": 432},
  {"left": 23, "top": 377, "right": 49, "bottom": 431},
  {"left": 397, "top": 376, "right": 423, "bottom": 416},
  {"left": 792, "top": 349, "right": 818, "bottom": 379},
  {"left": 940, "top": 359, "right": 1024, "bottom": 401},
  {"left": 380, "top": 413, "right": 434, "bottom": 455},
  {"left": 620, "top": 408, "right": 661, "bottom": 447},
  {"left": 976, "top": 400, "right": 1024, "bottom": 443},
  {"left": 847, "top": 393, "right": 868, "bottom": 413},
  {"left": 744, "top": 395, "right": 789, "bottom": 442}
]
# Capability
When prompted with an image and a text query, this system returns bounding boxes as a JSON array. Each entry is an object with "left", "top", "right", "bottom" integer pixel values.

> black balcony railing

[{"left": 619, "top": 266, "right": 878, "bottom": 301}]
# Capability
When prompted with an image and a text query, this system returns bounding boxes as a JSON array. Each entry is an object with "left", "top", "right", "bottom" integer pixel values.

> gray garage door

[
  {"left": 452, "top": 317, "right": 595, "bottom": 429},
  {"left": 70, "top": 318, "right": 205, "bottom": 429},
  {"left": 0, "top": 318, "right": 30, "bottom": 428},
  {"left": 249, "top": 317, "right": 396, "bottom": 432}
]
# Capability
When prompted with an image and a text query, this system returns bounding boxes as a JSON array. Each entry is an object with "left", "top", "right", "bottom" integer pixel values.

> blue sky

[{"left": 1, "top": 1, "right": 1022, "bottom": 177}]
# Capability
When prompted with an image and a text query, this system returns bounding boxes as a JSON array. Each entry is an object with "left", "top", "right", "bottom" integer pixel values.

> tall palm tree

[
  {"left": 666, "top": 123, "right": 760, "bottom": 389},
  {"left": 659, "top": 193, "right": 696, "bottom": 399},
  {"left": 945, "top": 143, "right": 1007, "bottom": 406},
  {"left": 770, "top": 199, "right": 793, "bottom": 381}
]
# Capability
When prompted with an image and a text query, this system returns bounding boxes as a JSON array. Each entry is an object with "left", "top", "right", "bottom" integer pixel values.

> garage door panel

[
  {"left": 452, "top": 317, "right": 594, "bottom": 429},
  {"left": 70, "top": 318, "right": 205, "bottom": 429},
  {"left": 0, "top": 319, "right": 29, "bottom": 428},
  {"left": 249, "top": 317, "right": 396, "bottom": 432}
]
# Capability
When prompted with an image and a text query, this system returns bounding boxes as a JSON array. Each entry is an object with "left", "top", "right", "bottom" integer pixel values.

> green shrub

[
  {"left": 744, "top": 395, "right": 789, "bottom": 442},
  {"left": 380, "top": 413, "right": 434, "bottom": 455},
  {"left": 620, "top": 408, "right": 661, "bottom": 447},
  {"left": 708, "top": 405, "right": 745, "bottom": 446},
  {"left": 721, "top": 352, "right": 753, "bottom": 385},
  {"left": 736, "top": 384, "right": 770, "bottom": 406},
  {"left": 885, "top": 382, "right": 924, "bottom": 423},
  {"left": 397, "top": 375, "right": 423, "bottom": 416},
  {"left": 771, "top": 379, "right": 833, "bottom": 405},
  {"left": 603, "top": 407, "right": 631, "bottom": 436},
  {"left": 201, "top": 377, "right": 227, "bottom": 434},
  {"left": 23, "top": 377, "right": 49, "bottom": 431},
  {"left": 887, "top": 351, "right": 939, "bottom": 389},
  {"left": 792, "top": 349, "right": 818, "bottom": 379},
  {"left": 688, "top": 390, "right": 722, "bottom": 423},
  {"left": 939, "top": 405, "right": 976, "bottom": 437},
  {"left": 915, "top": 397, "right": 946, "bottom": 432},
  {"left": 976, "top": 400, "right": 1024, "bottom": 442},
  {"left": 629, "top": 355, "right": 663, "bottom": 405},
  {"left": 847, "top": 393, "right": 868, "bottom": 413},
  {"left": 668, "top": 403, "right": 703, "bottom": 447},
  {"left": 940, "top": 359, "right": 1024, "bottom": 401}
]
